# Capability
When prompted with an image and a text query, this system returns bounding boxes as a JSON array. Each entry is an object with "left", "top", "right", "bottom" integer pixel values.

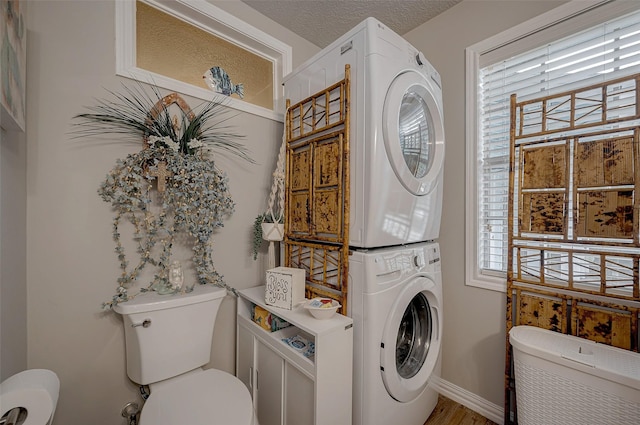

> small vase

[
  {"left": 261, "top": 222, "right": 284, "bottom": 241},
  {"left": 169, "top": 261, "right": 184, "bottom": 291}
]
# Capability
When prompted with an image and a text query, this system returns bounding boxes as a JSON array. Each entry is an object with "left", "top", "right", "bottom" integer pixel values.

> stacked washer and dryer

[{"left": 283, "top": 18, "right": 445, "bottom": 425}]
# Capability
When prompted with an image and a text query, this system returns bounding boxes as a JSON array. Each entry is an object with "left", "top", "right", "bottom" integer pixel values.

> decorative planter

[{"left": 261, "top": 222, "right": 284, "bottom": 241}]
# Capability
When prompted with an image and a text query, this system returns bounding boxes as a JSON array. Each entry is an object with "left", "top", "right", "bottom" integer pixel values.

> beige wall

[
  {"left": 24, "top": 1, "right": 317, "bottom": 424},
  {"left": 404, "top": 0, "right": 564, "bottom": 407},
  {"left": 0, "top": 0, "right": 28, "bottom": 385},
  {"left": 14, "top": 0, "right": 577, "bottom": 422},
  {"left": 212, "top": 0, "right": 321, "bottom": 69},
  {"left": 0, "top": 127, "right": 28, "bottom": 381}
]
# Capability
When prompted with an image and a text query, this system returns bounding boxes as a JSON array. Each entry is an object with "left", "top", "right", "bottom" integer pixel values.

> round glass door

[
  {"left": 380, "top": 276, "right": 441, "bottom": 402},
  {"left": 396, "top": 292, "right": 432, "bottom": 379},
  {"left": 398, "top": 91, "right": 435, "bottom": 181},
  {"left": 383, "top": 70, "right": 444, "bottom": 196}
]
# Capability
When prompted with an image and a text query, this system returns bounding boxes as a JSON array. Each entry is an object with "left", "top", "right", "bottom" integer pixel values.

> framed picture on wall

[{"left": 1, "top": 0, "right": 26, "bottom": 132}]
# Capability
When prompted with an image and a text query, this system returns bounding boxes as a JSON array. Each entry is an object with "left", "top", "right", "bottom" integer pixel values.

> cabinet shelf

[
  {"left": 237, "top": 314, "right": 315, "bottom": 376},
  {"left": 237, "top": 285, "right": 353, "bottom": 425},
  {"left": 238, "top": 285, "right": 352, "bottom": 336}
]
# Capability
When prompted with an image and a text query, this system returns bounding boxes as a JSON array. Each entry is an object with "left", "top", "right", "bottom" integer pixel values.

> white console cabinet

[{"left": 236, "top": 285, "right": 353, "bottom": 425}]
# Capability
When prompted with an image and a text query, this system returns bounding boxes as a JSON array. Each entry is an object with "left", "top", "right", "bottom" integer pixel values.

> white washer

[
  {"left": 348, "top": 242, "right": 443, "bottom": 425},
  {"left": 283, "top": 17, "right": 445, "bottom": 249}
]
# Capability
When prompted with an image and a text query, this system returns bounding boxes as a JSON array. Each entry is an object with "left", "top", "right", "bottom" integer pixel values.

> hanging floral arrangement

[{"left": 73, "top": 84, "right": 252, "bottom": 308}]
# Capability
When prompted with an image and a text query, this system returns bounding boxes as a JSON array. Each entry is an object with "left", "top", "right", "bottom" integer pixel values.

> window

[
  {"left": 465, "top": 1, "right": 640, "bottom": 291},
  {"left": 115, "top": 0, "right": 292, "bottom": 122},
  {"left": 136, "top": 2, "right": 274, "bottom": 110}
]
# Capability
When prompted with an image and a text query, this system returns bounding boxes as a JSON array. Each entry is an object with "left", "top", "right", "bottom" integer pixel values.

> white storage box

[
  {"left": 509, "top": 325, "right": 640, "bottom": 425},
  {"left": 265, "top": 267, "right": 305, "bottom": 310}
]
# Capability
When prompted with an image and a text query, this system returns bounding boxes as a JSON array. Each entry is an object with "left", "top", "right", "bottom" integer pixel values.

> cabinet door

[
  {"left": 236, "top": 325, "right": 254, "bottom": 396},
  {"left": 285, "top": 364, "right": 314, "bottom": 425},
  {"left": 256, "top": 340, "right": 284, "bottom": 425}
]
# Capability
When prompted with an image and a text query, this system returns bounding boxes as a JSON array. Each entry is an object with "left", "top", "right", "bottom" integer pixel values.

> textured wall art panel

[
  {"left": 516, "top": 292, "right": 565, "bottom": 333},
  {"left": 136, "top": 1, "right": 273, "bottom": 109},
  {"left": 572, "top": 303, "right": 633, "bottom": 350},
  {"left": 576, "top": 137, "right": 634, "bottom": 187},
  {"left": 313, "top": 190, "right": 339, "bottom": 236},
  {"left": 522, "top": 145, "right": 566, "bottom": 189},
  {"left": 290, "top": 148, "right": 311, "bottom": 191},
  {"left": 576, "top": 190, "right": 634, "bottom": 239},
  {"left": 314, "top": 140, "right": 342, "bottom": 187},
  {"left": 521, "top": 192, "right": 565, "bottom": 234}
]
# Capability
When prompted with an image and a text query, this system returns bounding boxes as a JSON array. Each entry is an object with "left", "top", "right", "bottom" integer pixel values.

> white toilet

[{"left": 113, "top": 284, "right": 256, "bottom": 425}]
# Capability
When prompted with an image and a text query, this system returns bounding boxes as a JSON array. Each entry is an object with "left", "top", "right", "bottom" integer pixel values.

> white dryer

[
  {"left": 283, "top": 17, "right": 445, "bottom": 249},
  {"left": 348, "top": 242, "right": 443, "bottom": 425}
]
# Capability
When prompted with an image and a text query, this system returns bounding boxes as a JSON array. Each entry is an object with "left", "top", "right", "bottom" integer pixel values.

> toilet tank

[{"left": 113, "top": 284, "right": 227, "bottom": 385}]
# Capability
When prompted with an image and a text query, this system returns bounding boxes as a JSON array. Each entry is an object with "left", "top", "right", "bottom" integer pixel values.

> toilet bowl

[
  {"left": 0, "top": 369, "right": 60, "bottom": 425},
  {"left": 113, "top": 284, "right": 256, "bottom": 425},
  {"left": 139, "top": 369, "right": 255, "bottom": 425}
]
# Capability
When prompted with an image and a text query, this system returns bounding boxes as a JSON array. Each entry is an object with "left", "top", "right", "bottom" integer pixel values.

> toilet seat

[{"left": 139, "top": 369, "right": 254, "bottom": 425}]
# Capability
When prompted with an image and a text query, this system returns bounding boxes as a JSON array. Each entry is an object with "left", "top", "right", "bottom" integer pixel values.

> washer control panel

[
  {"left": 373, "top": 243, "right": 440, "bottom": 277},
  {"left": 425, "top": 244, "right": 441, "bottom": 272}
]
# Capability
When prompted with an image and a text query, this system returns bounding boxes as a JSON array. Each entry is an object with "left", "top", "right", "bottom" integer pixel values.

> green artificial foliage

[
  {"left": 252, "top": 212, "right": 284, "bottom": 260},
  {"left": 73, "top": 83, "right": 252, "bottom": 308}
]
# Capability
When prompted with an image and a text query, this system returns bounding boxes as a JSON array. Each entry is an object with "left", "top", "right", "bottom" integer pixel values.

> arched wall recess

[{"left": 115, "top": 0, "right": 292, "bottom": 122}]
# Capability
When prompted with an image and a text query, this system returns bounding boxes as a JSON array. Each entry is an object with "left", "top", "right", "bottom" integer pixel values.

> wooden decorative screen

[
  {"left": 284, "top": 65, "right": 351, "bottom": 313},
  {"left": 505, "top": 73, "right": 640, "bottom": 424}
]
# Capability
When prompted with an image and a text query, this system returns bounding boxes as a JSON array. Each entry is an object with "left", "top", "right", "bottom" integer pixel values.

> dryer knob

[{"left": 415, "top": 52, "right": 427, "bottom": 66}]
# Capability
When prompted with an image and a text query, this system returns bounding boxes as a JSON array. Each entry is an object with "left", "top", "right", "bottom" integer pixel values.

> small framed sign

[{"left": 265, "top": 267, "right": 305, "bottom": 310}]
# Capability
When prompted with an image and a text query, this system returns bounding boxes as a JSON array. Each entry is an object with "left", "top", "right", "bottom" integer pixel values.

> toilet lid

[{"left": 140, "top": 369, "right": 253, "bottom": 425}]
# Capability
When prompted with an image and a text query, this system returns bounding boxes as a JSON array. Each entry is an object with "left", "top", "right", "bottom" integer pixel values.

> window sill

[
  {"left": 118, "top": 67, "right": 284, "bottom": 123},
  {"left": 465, "top": 272, "right": 506, "bottom": 293}
]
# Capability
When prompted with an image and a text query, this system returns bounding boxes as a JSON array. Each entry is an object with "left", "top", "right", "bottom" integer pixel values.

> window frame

[
  {"left": 115, "top": 0, "right": 292, "bottom": 122},
  {"left": 464, "top": 0, "right": 640, "bottom": 292}
]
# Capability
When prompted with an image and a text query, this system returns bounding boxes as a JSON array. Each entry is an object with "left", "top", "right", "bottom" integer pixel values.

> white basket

[{"left": 509, "top": 326, "right": 640, "bottom": 425}]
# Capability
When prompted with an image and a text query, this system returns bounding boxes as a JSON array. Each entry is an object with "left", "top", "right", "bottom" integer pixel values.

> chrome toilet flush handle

[{"left": 131, "top": 319, "right": 151, "bottom": 328}]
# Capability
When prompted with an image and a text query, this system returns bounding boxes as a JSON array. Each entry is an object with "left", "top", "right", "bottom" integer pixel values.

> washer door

[
  {"left": 380, "top": 276, "right": 441, "bottom": 402},
  {"left": 383, "top": 70, "right": 445, "bottom": 196}
]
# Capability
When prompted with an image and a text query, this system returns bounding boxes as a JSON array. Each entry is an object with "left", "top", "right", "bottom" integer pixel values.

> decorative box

[
  {"left": 251, "top": 304, "right": 290, "bottom": 332},
  {"left": 265, "top": 267, "right": 305, "bottom": 310}
]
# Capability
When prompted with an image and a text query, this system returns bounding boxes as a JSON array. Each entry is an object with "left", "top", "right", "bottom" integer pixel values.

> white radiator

[{"left": 509, "top": 325, "right": 640, "bottom": 425}]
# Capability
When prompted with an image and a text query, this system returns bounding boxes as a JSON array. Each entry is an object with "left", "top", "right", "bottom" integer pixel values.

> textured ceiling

[{"left": 240, "top": 0, "right": 462, "bottom": 48}]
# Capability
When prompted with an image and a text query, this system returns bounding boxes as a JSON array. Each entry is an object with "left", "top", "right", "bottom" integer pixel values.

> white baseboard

[{"left": 429, "top": 376, "right": 505, "bottom": 425}]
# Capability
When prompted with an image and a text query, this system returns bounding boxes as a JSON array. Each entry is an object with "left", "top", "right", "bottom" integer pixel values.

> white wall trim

[
  {"left": 115, "top": 0, "right": 292, "bottom": 122},
  {"left": 463, "top": 41, "right": 506, "bottom": 294},
  {"left": 431, "top": 376, "right": 504, "bottom": 425},
  {"left": 467, "top": 1, "right": 608, "bottom": 59}
]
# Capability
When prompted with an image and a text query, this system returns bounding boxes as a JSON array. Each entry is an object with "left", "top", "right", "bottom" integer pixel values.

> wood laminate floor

[{"left": 424, "top": 396, "right": 498, "bottom": 425}]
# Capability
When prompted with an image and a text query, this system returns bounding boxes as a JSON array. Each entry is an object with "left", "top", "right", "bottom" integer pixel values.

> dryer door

[
  {"left": 380, "top": 276, "right": 441, "bottom": 402},
  {"left": 382, "top": 70, "right": 445, "bottom": 196}
]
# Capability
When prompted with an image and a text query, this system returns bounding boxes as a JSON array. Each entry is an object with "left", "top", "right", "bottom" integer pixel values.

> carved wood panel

[
  {"left": 287, "top": 133, "right": 345, "bottom": 242},
  {"left": 284, "top": 65, "right": 351, "bottom": 313},
  {"left": 505, "top": 73, "right": 640, "bottom": 425},
  {"left": 572, "top": 303, "right": 633, "bottom": 350}
]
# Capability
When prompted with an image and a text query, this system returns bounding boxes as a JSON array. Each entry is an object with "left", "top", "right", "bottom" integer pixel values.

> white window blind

[{"left": 477, "top": 8, "right": 640, "bottom": 275}]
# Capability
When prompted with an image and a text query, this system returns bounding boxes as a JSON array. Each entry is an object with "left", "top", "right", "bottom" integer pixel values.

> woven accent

[{"left": 514, "top": 358, "right": 640, "bottom": 425}]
